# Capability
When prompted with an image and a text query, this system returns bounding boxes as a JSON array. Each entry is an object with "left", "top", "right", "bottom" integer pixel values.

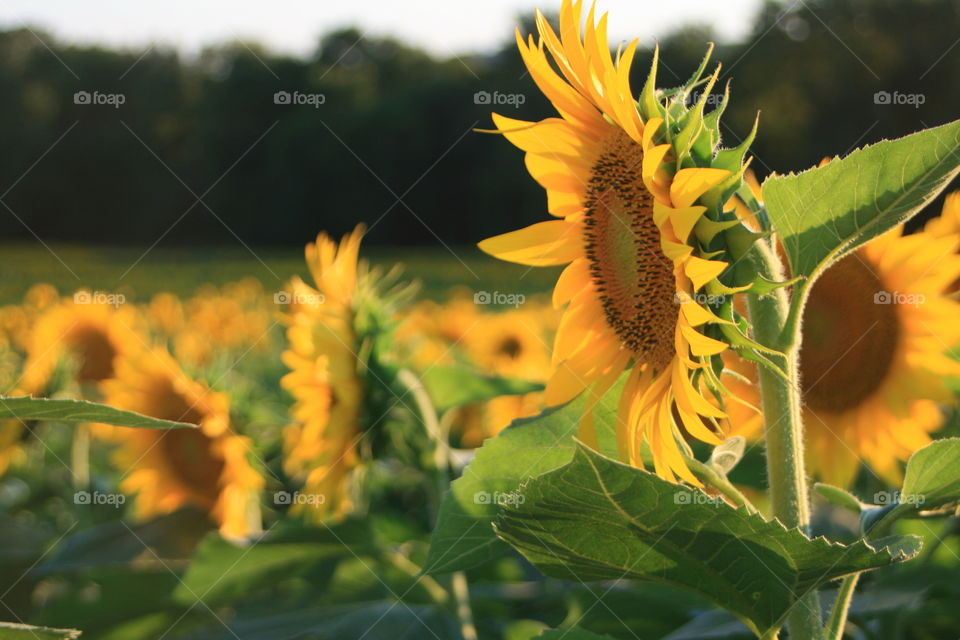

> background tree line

[{"left": 0, "top": 0, "right": 958, "bottom": 247}]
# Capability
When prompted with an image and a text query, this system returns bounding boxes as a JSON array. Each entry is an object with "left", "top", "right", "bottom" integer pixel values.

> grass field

[{"left": 0, "top": 243, "right": 561, "bottom": 304}]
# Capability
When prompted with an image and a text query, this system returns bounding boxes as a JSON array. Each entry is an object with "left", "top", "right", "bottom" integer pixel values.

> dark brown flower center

[
  {"left": 498, "top": 336, "right": 523, "bottom": 359},
  {"left": 801, "top": 252, "right": 900, "bottom": 412},
  {"left": 69, "top": 326, "right": 117, "bottom": 382},
  {"left": 147, "top": 378, "right": 224, "bottom": 501},
  {"left": 583, "top": 130, "right": 676, "bottom": 370}
]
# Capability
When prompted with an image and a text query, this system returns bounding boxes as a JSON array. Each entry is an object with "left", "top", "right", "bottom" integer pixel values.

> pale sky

[{"left": 0, "top": 0, "right": 763, "bottom": 58}]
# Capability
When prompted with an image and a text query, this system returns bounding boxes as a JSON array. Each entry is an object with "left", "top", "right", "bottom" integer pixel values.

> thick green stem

[
  {"left": 747, "top": 244, "right": 823, "bottom": 640},
  {"left": 396, "top": 368, "right": 478, "bottom": 640},
  {"left": 71, "top": 422, "right": 91, "bottom": 489}
]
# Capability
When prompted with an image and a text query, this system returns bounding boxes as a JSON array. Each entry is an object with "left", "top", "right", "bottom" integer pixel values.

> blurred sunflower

[
  {"left": 478, "top": 0, "right": 753, "bottom": 483},
  {"left": 459, "top": 308, "right": 554, "bottom": 445},
  {"left": 19, "top": 294, "right": 143, "bottom": 396},
  {"left": 727, "top": 197, "right": 960, "bottom": 486},
  {"left": 463, "top": 309, "right": 551, "bottom": 381},
  {"left": 281, "top": 226, "right": 365, "bottom": 520},
  {"left": 395, "top": 295, "right": 479, "bottom": 369},
  {"left": 102, "top": 348, "right": 263, "bottom": 539},
  {"left": 173, "top": 285, "right": 271, "bottom": 369}
]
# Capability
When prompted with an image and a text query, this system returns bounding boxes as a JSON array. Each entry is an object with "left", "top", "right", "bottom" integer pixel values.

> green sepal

[
  {"left": 749, "top": 274, "right": 804, "bottom": 297},
  {"left": 637, "top": 46, "right": 662, "bottom": 122},
  {"left": 714, "top": 112, "right": 759, "bottom": 175}
]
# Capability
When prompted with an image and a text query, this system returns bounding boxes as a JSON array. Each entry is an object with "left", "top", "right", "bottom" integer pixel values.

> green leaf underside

[
  {"left": 495, "top": 445, "right": 921, "bottom": 637},
  {"left": 0, "top": 396, "right": 195, "bottom": 430},
  {"left": 0, "top": 622, "right": 82, "bottom": 639},
  {"left": 901, "top": 438, "right": 960, "bottom": 510},
  {"left": 420, "top": 365, "right": 543, "bottom": 412},
  {"left": 762, "top": 118, "right": 960, "bottom": 280},
  {"left": 424, "top": 377, "right": 623, "bottom": 574}
]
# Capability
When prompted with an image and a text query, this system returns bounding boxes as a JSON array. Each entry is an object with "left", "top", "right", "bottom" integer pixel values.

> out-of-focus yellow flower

[
  {"left": 147, "top": 292, "right": 185, "bottom": 338},
  {"left": 281, "top": 226, "right": 365, "bottom": 520},
  {"left": 727, "top": 209, "right": 960, "bottom": 486},
  {"left": 0, "top": 284, "right": 61, "bottom": 352},
  {"left": 102, "top": 348, "right": 263, "bottom": 539},
  {"left": 20, "top": 295, "right": 144, "bottom": 396},
  {"left": 172, "top": 281, "right": 271, "bottom": 368},
  {"left": 463, "top": 309, "right": 551, "bottom": 381}
]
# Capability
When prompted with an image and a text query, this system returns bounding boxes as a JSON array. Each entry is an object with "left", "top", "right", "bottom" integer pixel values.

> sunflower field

[{"left": 3, "top": 1, "right": 960, "bottom": 639}]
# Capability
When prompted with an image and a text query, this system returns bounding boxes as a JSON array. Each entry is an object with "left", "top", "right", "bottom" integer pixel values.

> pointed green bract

[
  {"left": 495, "top": 445, "right": 922, "bottom": 638},
  {"left": 762, "top": 118, "right": 960, "bottom": 281}
]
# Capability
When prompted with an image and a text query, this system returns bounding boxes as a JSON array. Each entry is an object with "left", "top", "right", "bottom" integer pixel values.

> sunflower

[
  {"left": 172, "top": 282, "right": 272, "bottom": 369},
  {"left": 478, "top": 0, "right": 756, "bottom": 483},
  {"left": 726, "top": 203, "right": 960, "bottom": 486},
  {"left": 19, "top": 294, "right": 144, "bottom": 396},
  {"left": 281, "top": 226, "right": 365, "bottom": 520},
  {"left": 458, "top": 307, "right": 555, "bottom": 445},
  {"left": 102, "top": 348, "right": 263, "bottom": 539}
]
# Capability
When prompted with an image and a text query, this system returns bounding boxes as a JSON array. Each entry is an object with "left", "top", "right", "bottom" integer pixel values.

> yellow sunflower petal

[{"left": 478, "top": 220, "right": 581, "bottom": 266}]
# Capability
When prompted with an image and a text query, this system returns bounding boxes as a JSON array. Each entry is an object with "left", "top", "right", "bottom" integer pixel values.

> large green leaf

[
  {"left": 420, "top": 365, "right": 542, "bottom": 412},
  {"left": 495, "top": 445, "right": 922, "bottom": 637},
  {"left": 901, "top": 437, "right": 960, "bottom": 510},
  {"left": 0, "top": 396, "right": 194, "bottom": 430},
  {"left": 174, "top": 519, "right": 373, "bottom": 606},
  {"left": 0, "top": 622, "right": 81, "bottom": 639},
  {"left": 424, "top": 381, "right": 622, "bottom": 574},
  {"left": 762, "top": 118, "right": 960, "bottom": 280}
]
